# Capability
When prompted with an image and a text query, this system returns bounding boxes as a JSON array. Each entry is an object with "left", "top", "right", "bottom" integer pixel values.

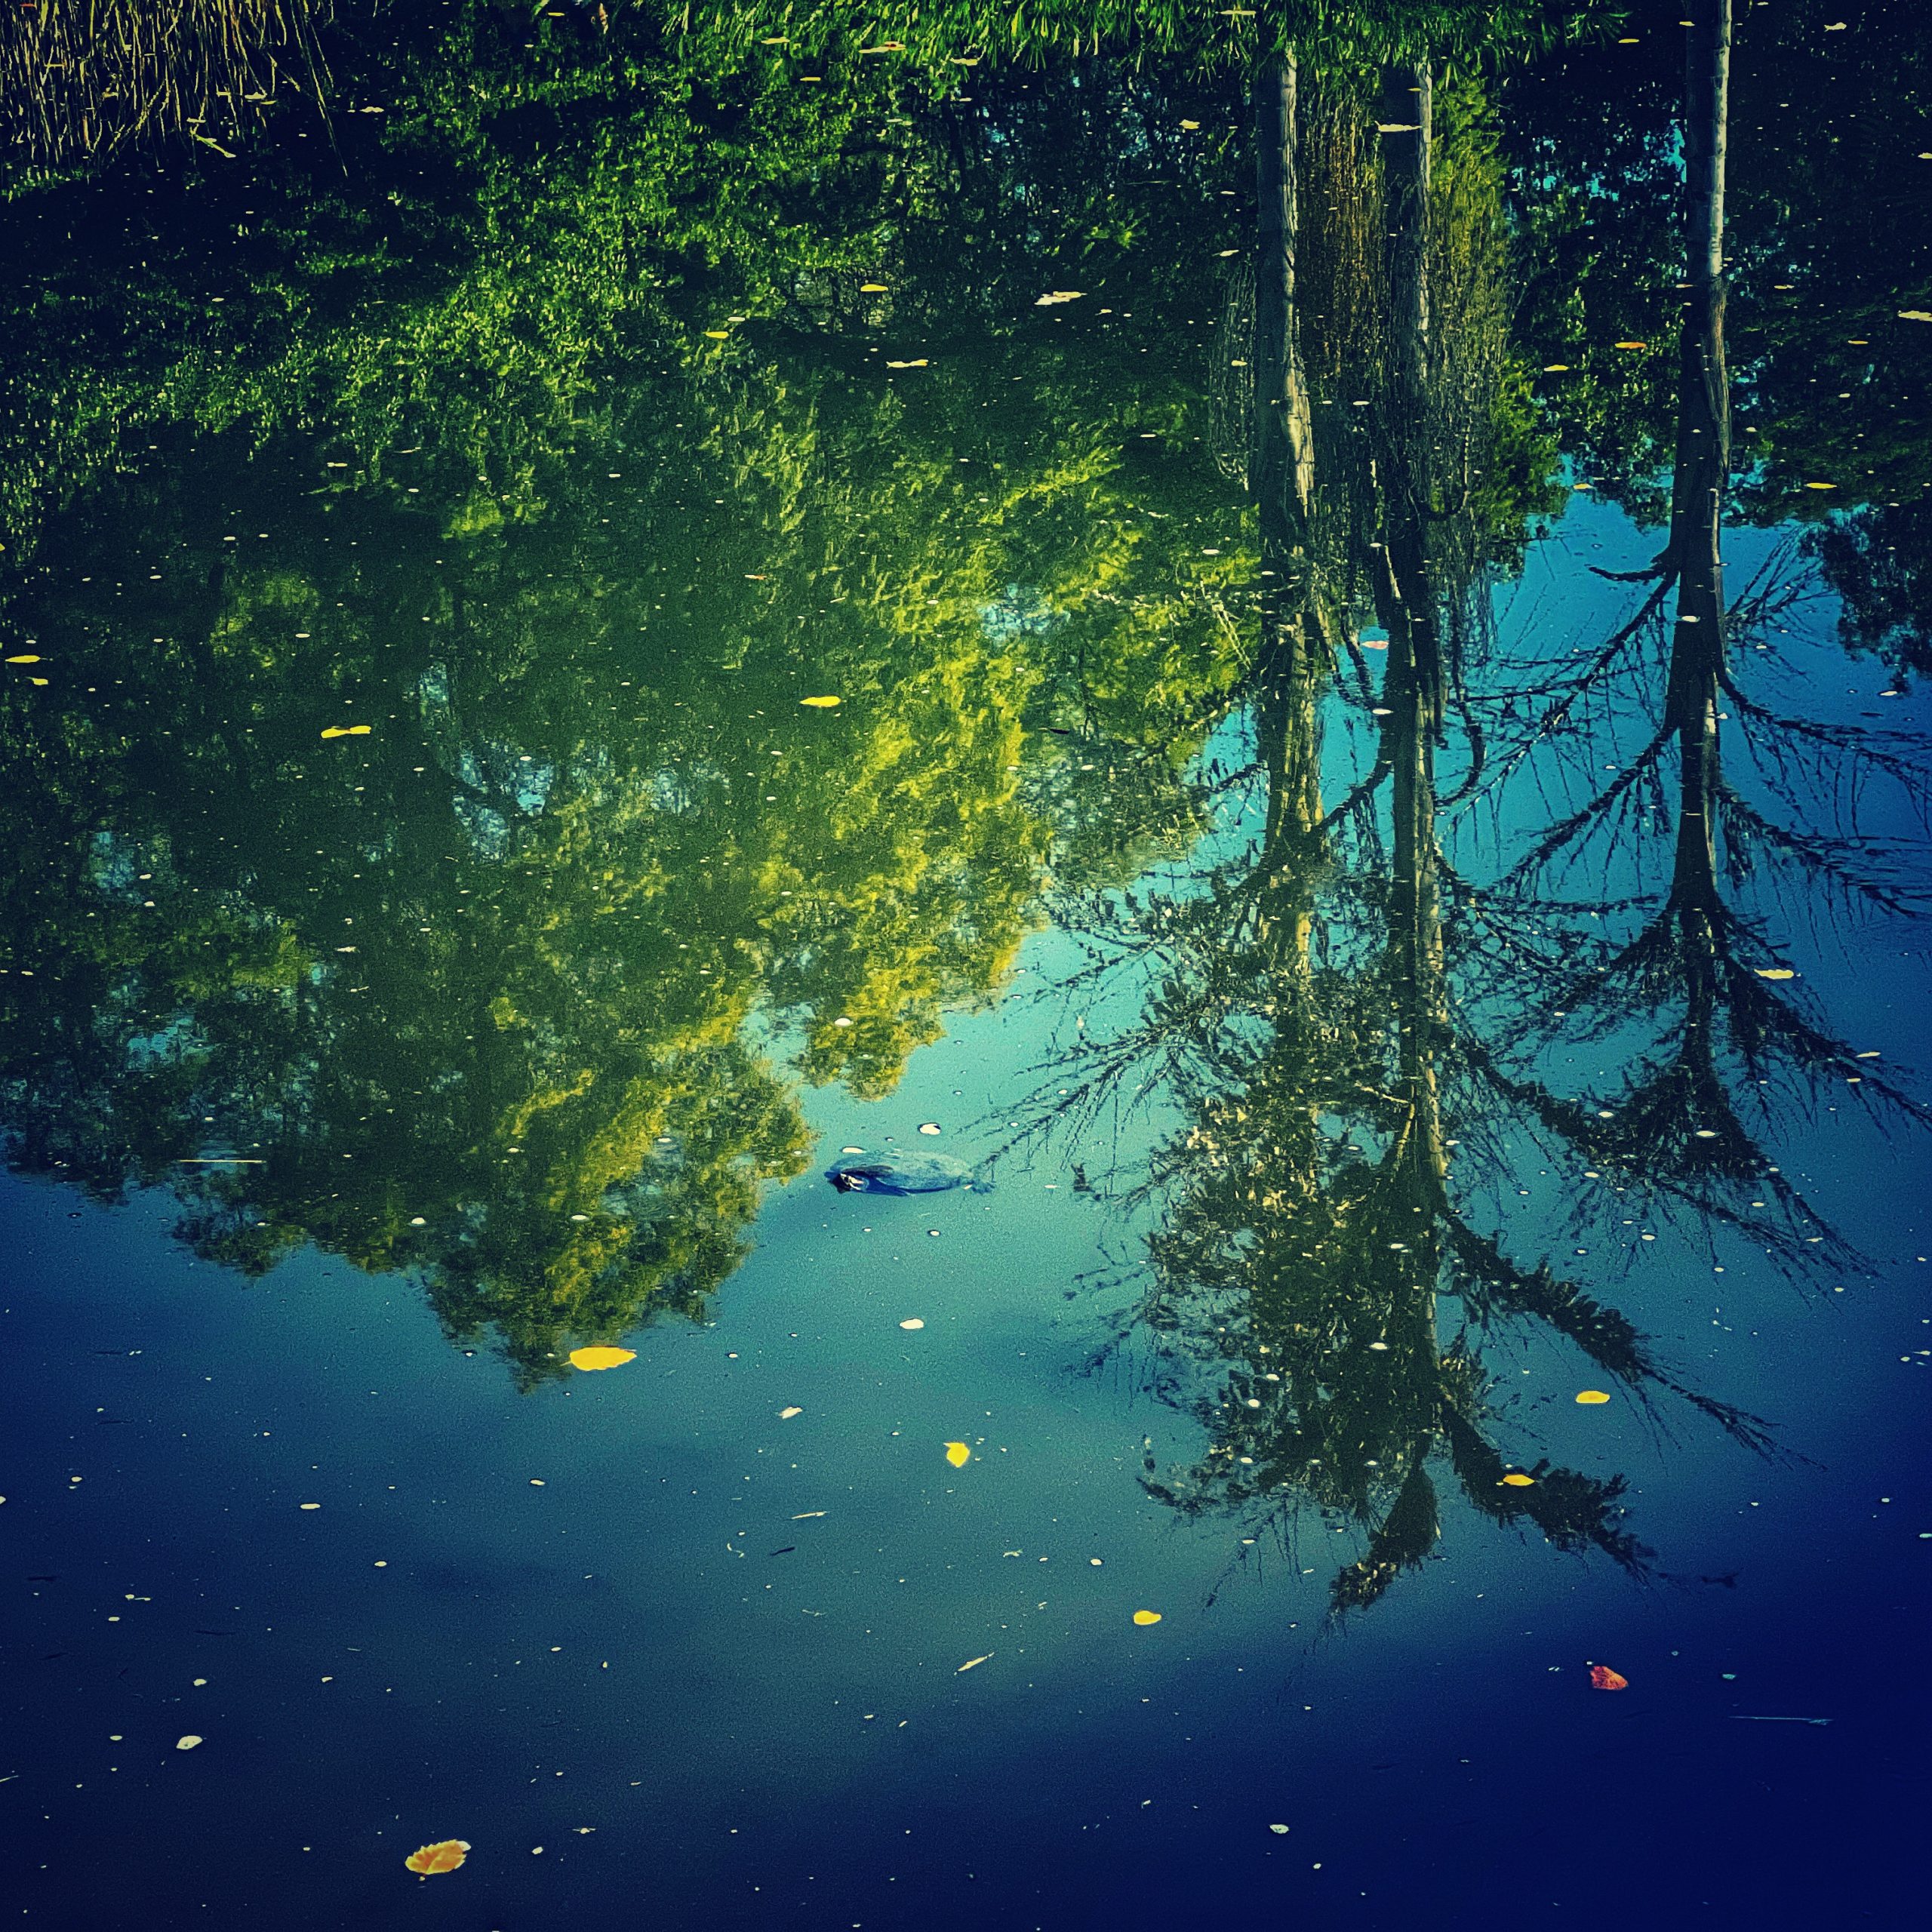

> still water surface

[{"left": 1, "top": 5, "right": 1928, "bottom": 1926}]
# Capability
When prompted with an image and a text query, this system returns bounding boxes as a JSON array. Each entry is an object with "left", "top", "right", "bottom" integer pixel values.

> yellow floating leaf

[
  {"left": 1899, "top": 310, "right": 1932, "bottom": 323},
  {"left": 175, "top": 1734, "right": 203, "bottom": 1750},
  {"left": 944, "top": 1441, "right": 971, "bottom": 1468},
  {"left": 1035, "top": 291, "right": 1084, "bottom": 306},
  {"left": 779, "top": 1406, "right": 804, "bottom": 1420},
  {"left": 899, "top": 1318, "right": 925, "bottom": 1331},
  {"left": 1755, "top": 967, "right": 1796, "bottom": 980},
  {"left": 703, "top": 330, "right": 730, "bottom": 340},
  {"left": 955, "top": 1653, "right": 992, "bottom": 1672},
  {"left": 1500, "top": 1472, "right": 1536, "bottom": 1487},
  {"left": 1804, "top": 481, "right": 1838, "bottom": 491},
  {"left": 1614, "top": 340, "right": 1647, "bottom": 350},
  {"left": 860, "top": 282, "right": 890, "bottom": 293},
  {"left": 1132, "top": 1609, "right": 1162, "bottom": 1626},
  {"left": 1180, "top": 119, "right": 1200, "bottom": 130},
  {"left": 884, "top": 358, "right": 928, "bottom": 368},
  {"left": 799, "top": 695, "right": 841, "bottom": 708},
  {"left": 320, "top": 724, "right": 372, "bottom": 738},
  {"left": 1543, "top": 364, "right": 1571, "bottom": 373},
  {"left": 1575, "top": 1389, "right": 1612, "bottom": 1405},
  {"left": 568, "top": 1346, "right": 636, "bottom": 1372},
  {"left": 405, "top": 1839, "right": 470, "bottom": 1876},
  {"left": 5, "top": 654, "right": 41, "bottom": 664}
]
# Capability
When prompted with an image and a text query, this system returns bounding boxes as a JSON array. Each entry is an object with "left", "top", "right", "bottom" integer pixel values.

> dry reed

[{"left": 1, "top": 0, "right": 329, "bottom": 168}]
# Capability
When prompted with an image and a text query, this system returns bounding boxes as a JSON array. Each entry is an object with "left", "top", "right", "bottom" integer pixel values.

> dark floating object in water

[{"left": 825, "top": 1152, "right": 980, "bottom": 1195}]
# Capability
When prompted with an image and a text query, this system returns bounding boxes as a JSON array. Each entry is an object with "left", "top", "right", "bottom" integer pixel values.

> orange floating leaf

[
  {"left": 405, "top": 1839, "right": 471, "bottom": 1876},
  {"left": 1500, "top": 1472, "right": 1536, "bottom": 1487},
  {"left": 1589, "top": 1665, "right": 1629, "bottom": 1692}
]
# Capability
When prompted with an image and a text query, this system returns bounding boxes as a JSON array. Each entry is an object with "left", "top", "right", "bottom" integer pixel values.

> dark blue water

[{"left": 2, "top": 6, "right": 1929, "bottom": 1926}]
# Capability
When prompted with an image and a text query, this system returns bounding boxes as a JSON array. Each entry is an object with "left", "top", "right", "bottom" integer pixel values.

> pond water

[{"left": 2, "top": 5, "right": 1928, "bottom": 1927}]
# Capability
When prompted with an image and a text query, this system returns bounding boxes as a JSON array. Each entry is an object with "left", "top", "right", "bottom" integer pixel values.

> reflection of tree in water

[
  {"left": 1474, "top": 0, "right": 1932, "bottom": 1270},
  {"left": 0, "top": 47, "right": 1258, "bottom": 1385},
  {"left": 1011, "top": 11, "right": 1929, "bottom": 1616}
]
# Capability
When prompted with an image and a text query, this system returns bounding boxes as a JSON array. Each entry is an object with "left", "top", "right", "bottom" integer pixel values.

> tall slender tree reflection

[
  {"left": 1479, "top": 0, "right": 1930, "bottom": 1264},
  {"left": 1015, "top": 26, "right": 1844, "bottom": 1615}
]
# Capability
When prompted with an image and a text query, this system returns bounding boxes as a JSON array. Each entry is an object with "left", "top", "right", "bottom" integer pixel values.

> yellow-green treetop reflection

[{"left": 0, "top": 47, "right": 1267, "bottom": 1385}]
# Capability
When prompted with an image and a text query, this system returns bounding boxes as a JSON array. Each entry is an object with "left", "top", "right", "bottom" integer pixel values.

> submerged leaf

[
  {"left": 405, "top": 1839, "right": 471, "bottom": 1875},
  {"left": 944, "top": 1440, "right": 971, "bottom": 1468},
  {"left": 568, "top": 1346, "right": 635, "bottom": 1372}
]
